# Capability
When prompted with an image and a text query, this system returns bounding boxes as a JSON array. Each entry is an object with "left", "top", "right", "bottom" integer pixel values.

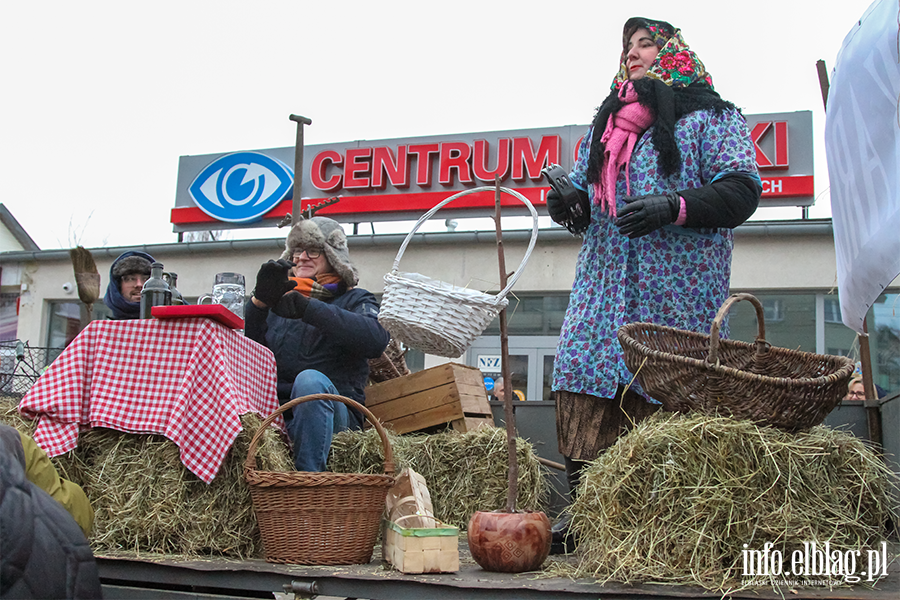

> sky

[{"left": 0, "top": 0, "right": 880, "bottom": 250}]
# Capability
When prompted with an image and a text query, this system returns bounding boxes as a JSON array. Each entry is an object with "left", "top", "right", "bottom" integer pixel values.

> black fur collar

[{"left": 586, "top": 78, "right": 737, "bottom": 184}]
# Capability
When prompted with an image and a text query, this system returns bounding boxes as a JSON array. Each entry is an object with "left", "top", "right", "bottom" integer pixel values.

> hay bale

[
  {"left": 1, "top": 396, "right": 292, "bottom": 558},
  {"left": 1, "top": 396, "right": 37, "bottom": 435},
  {"left": 571, "top": 412, "right": 899, "bottom": 589},
  {"left": 329, "top": 426, "right": 548, "bottom": 528}
]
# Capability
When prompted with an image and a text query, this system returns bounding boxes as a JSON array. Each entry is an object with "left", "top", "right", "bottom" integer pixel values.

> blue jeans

[{"left": 286, "top": 370, "right": 350, "bottom": 472}]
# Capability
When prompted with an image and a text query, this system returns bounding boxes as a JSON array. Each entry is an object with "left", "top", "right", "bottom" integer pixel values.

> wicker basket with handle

[
  {"left": 378, "top": 186, "right": 539, "bottom": 358},
  {"left": 617, "top": 293, "right": 855, "bottom": 431},
  {"left": 243, "top": 394, "right": 396, "bottom": 565}
]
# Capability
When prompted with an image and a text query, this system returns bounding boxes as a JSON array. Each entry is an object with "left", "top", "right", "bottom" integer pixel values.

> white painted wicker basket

[{"left": 379, "top": 187, "right": 539, "bottom": 358}]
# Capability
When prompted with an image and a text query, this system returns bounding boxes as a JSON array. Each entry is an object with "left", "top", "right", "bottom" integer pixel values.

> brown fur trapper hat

[
  {"left": 281, "top": 216, "right": 359, "bottom": 287},
  {"left": 112, "top": 255, "right": 152, "bottom": 279}
]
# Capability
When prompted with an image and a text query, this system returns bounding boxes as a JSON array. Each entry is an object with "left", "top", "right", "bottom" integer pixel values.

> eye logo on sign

[{"left": 188, "top": 152, "right": 293, "bottom": 223}]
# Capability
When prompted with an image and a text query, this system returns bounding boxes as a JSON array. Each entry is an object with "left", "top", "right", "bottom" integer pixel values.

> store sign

[
  {"left": 171, "top": 111, "right": 814, "bottom": 231},
  {"left": 477, "top": 355, "right": 502, "bottom": 372},
  {"left": 188, "top": 152, "right": 293, "bottom": 223},
  {"left": 309, "top": 137, "right": 560, "bottom": 191}
]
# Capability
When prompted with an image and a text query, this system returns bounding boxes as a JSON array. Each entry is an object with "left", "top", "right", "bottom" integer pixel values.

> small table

[{"left": 19, "top": 318, "right": 283, "bottom": 483}]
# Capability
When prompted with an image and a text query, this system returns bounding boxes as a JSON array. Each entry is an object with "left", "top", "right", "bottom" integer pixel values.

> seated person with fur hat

[
  {"left": 103, "top": 251, "right": 155, "bottom": 320},
  {"left": 245, "top": 216, "right": 390, "bottom": 472}
]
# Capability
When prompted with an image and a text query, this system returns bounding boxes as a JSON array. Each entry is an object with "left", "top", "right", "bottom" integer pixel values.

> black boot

[{"left": 550, "top": 457, "right": 585, "bottom": 554}]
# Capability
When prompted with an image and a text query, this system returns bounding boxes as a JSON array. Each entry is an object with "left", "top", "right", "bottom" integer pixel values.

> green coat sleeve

[{"left": 18, "top": 430, "right": 94, "bottom": 536}]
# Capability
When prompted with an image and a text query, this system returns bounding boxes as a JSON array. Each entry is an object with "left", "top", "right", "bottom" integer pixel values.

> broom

[{"left": 69, "top": 246, "right": 101, "bottom": 320}]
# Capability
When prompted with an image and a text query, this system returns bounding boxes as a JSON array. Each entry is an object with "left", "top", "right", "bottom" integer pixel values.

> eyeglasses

[
  {"left": 292, "top": 248, "right": 322, "bottom": 260},
  {"left": 846, "top": 391, "right": 866, "bottom": 399}
]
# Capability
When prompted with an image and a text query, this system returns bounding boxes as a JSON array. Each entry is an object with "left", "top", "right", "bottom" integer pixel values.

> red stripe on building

[
  {"left": 760, "top": 175, "right": 813, "bottom": 197},
  {"left": 170, "top": 188, "right": 548, "bottom": 225}
]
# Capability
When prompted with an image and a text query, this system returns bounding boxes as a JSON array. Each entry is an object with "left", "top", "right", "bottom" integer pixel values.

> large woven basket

[
  {"left": 617, "top": 293, "right": 855, "bottom": 431},
  {"left": 368, "top": 338, "right": 411, "bottom": 383},
  {"left": 243, "top": 394, "right": 396, "bottom": 565},
  {"left": 379, "top": 186, "right": 539, "bottom": 358}
]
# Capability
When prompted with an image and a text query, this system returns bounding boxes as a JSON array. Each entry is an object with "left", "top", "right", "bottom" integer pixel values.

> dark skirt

[{"left": 555, "top": 387, "right": 661, "bottom": 461}]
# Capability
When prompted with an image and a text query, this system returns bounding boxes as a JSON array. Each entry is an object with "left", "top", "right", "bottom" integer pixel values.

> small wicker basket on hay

[{"left": 569, "top": 411, "right": 899, "bottom": 590}]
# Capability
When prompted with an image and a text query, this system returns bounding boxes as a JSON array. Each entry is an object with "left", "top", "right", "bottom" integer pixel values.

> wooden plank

[
  {"left": 458, "top": 393, "right": 492, "bottom": 415},
  {"left": 368, "top": 383, "right": 460, "bottom": 423},
  {"left": 366, "top": 363, "right": 457, "bottom": 406},
  {"left": 368, "top": 390, "right": 490, "bottom": 427},
  {"left": 451, "top": 364, "right": 490, "bottom": 387},
  {"left": 456, "top": 381, "right": 490, "bottom": 399},
  {"left": 366, "top": 363, "right": 487, "bottom": 406},
  {"left": 385, "top": 403, "right": 465, "bottom": 434},
  {"left": 451, "top": 416, "right": 495, "bottom": 433}
]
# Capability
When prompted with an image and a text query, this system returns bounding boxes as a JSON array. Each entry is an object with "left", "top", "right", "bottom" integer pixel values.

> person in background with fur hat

[
  {"left": 545, "top": 17, "right": 761, "bottom": 553},
  {"left": 244, "top": 216, "right": 389, "bottom": 472},
  {"left": 103, "top": 250, "right": 155, "bottom": 320}
]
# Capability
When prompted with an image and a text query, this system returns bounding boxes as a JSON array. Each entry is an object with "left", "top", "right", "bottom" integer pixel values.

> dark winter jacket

[
  {"left": 0, "top": 427, "right": 103, "bottom": 599},
  {"left": 244, "top": 287, "right": 389, "bottom": 411}
]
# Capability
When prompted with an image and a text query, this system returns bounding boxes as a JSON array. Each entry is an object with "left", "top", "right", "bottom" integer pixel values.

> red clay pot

[{"left": 467, "top": 510, "right": 551, "bottom": 573}]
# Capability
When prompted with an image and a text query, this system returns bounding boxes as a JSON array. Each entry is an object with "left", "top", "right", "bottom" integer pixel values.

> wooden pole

[
  {"left": 494, "top": 175, "right": 518, "bottom": 513},
  {"left": 859, "top": 320, "right": 883, "bottom": 445},
  {"left": 289, "top": 114, "right": 312, "bottom": 225},
  {"left": 815, "top": 60, "right": 882, "bottom": 446}
]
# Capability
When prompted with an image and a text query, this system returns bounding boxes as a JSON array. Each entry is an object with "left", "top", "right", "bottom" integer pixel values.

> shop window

[
  {"left": 542, "top": 354, "right": 555, "bottom": 401},
  {"left": 45, "top": 301, "right": 111, "bottom": 351},
  {"left": 0, "top": 293, "right": 18, "bottom": 341},
  {"left": 728, "top": 293, "right": 815, "bottom": 353},
  {"left": 824, "top": 297, "right": 842, "bottom": 323},
  {"left": 824, "top": 292, "right": 899, "bottom": 396},
  {"left": 482, "top": 294, "right": 571, "bottom": 336},
  {"left": 871, "top": 294, "right": 899, "bottom": 394},
  {"left": 404, "top": 348, "right": 425, "bottom": 373},
  {"left": 762, "top": 299, "right": 784, "bottom": 322}
]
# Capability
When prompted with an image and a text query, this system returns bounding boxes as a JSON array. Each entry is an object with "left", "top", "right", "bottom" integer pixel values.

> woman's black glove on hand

[
  {"left": 616, "top": 193, "right": 680, "bottom": 238},
  {"left": 546, "top": 188, "right": 569, "bottom": 225},
  {"left": 272, "top": 291, "right": 309, "bottom": 320},
  {"left": 253, "top": 259, "right": 296, "bottom": 307},
  {"left": 546, "top": 187, "right": 590, "bottom": 226}
]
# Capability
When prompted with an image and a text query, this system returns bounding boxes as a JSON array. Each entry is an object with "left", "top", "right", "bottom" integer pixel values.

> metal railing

[{"left": 0, "top": 341, "right": 61, "bottom": 397}]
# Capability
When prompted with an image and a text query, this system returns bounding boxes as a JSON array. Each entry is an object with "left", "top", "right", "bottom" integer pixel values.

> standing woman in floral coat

[{"left": 547, "top": 16, "right": 761, "bottom": 553}]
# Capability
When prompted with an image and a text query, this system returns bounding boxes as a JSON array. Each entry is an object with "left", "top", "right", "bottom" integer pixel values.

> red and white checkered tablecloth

[{"left": 19, "top": 318, "right": 284, "bottom": 483}]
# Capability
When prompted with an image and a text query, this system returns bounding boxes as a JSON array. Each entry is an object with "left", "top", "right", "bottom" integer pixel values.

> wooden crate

[{"left": 365, "top": 363, "right": 494, "bottom": 434}]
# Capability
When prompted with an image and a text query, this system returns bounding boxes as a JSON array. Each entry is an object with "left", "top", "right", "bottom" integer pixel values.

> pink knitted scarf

[{"left": 593, "top": 81, "right": 655, "bottom": 217}]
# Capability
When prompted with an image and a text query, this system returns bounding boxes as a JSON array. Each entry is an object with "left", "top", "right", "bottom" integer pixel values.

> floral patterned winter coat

[{"left": 551, "top": 107, "right": 759, "bottom": 401}]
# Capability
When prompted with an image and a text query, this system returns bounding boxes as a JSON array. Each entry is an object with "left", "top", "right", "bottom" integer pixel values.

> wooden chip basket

[
  {"left": 243, "top": 394, "right": 396, "bottom": 565},
  {"left": 383, "top": 515, "right": 460, "bottom": 574},
  {"left": 617, "top": 293, "right": 856, "bottom": 431}
]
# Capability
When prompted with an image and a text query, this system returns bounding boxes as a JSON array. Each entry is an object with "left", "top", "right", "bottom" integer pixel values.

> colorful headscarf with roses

[
  {"left": 587, "top": 18, "right": 735, "bottom": 184},
  {"left": 611, "top": 17, "right": 713, "bottom": 91}
]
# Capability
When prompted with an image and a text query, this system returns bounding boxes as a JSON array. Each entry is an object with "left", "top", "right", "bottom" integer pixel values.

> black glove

[
  {"left": 272, "top": 291, "right": 310, "bottom": 320},
  {"left": 616, "top": 192, "right": 680, "bottom": 238},
  {"left": 546, "top": 188, "right": 569, "bottom": 225},
  {"left": 253, "top": 259, "right": 296, "bottom": 307}
]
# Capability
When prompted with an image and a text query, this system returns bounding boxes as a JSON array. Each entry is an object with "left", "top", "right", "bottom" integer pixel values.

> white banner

[{"left": 825, "top": 0, "right": 900, "bottom": 334}]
